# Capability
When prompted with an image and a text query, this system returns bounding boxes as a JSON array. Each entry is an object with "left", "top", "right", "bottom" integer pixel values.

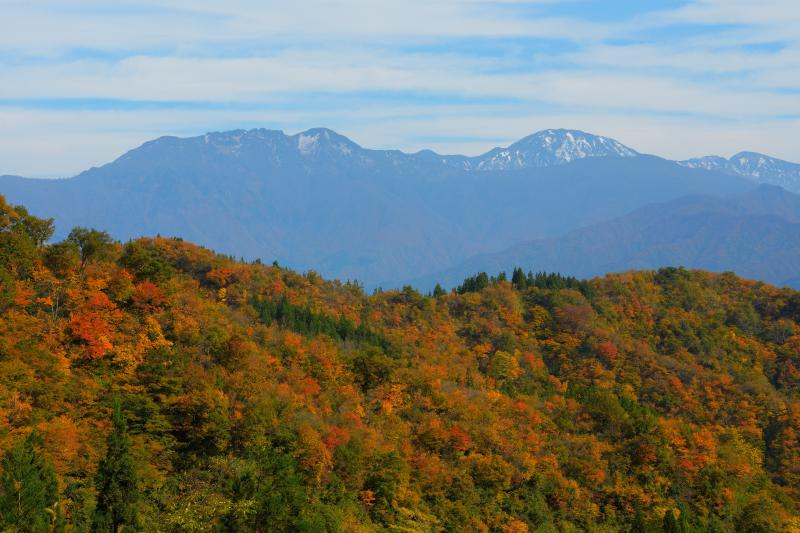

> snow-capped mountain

[
  {"left": 1, "top": 126, "right": 758, "bottom": 287},
  {"left": 678, "top": 152, "right": 800, "bottom": 192},
  {"left": 141, "top": 127, "right": 365, "bottom": 162},
  {"left": 17, "top": 125, "right": 800, "bottom": 194},
  {"left": 115, "top": 127, "right": 642, "bottom": 178},
  {"left": 451, "top": 129, "right": 639, "bottom": 171}
]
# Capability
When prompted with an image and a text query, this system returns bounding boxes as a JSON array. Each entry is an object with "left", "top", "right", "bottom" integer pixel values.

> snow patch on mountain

[
  {"left": 297, "top": 133, "right": 319, "bottom": 155},
  {"left": 453, "top": 129, "right": 639, "bottom": 171}
]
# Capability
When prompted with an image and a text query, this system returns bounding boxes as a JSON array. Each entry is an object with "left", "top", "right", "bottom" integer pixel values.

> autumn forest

[{"left": 1, "top": 195, "right": 799, "bottom": 532}]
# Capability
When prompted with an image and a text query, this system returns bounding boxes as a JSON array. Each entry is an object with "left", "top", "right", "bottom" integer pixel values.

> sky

[{"left": 1, "top": 0, "right": 799, "bottom": 177}]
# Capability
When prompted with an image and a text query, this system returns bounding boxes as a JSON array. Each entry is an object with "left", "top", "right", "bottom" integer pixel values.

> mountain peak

[
  {"left": 297, "top": 127, "right": 340, "bottom": 137},
  {"left": 120, "top": 127, "right": 367, "bottom": 162},
  {"left": 466, "top": 128, "right": 638, "bottom": 171},
  {"left": 291, "top": 128, "right": 363, "bottom": 157}
]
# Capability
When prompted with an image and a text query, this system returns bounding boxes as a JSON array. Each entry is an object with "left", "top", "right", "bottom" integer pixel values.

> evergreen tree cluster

[
  {"left": 252, "top": 295, "right": 393, "bottom": 354},
  {"left": 455, "top": 267, "right": 591, "bottom": 295},
  {"left": 0, "top": 402, "right": 137, "bottom": 533}
]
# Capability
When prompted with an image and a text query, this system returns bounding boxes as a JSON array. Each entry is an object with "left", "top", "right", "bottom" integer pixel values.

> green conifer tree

[
  {"left": 0, "top": 432, "right": 60, "bottom": 533},
  {"left": 511, "top": 267, "right": 527, "bottom": 290},
  {"left": 432, "top": 283, "right": 446, "bottom": 298},
  {"left": 662, "top": 508, "right": 679, "bottom": 533},
  {"left": 677, "top": 503, "right": 692, "bottom": 533},
  {"left": 92, "top": 400, "right": 138, "bottom": 533}
]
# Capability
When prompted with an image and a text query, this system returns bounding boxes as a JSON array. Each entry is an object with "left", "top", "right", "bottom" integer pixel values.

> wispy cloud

[{"left": 1, "top": 0, "right": 798, "bottom": 176}]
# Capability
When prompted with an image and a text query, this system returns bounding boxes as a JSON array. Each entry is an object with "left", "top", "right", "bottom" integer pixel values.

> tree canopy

[{"left": 0, "top": 195, "right": 798, "bottom": 531}]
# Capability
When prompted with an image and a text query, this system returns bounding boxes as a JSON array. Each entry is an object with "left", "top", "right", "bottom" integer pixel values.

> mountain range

[
  {"left": 678, "top": 151, "right": 800, "bottom": 192},
  {"left": 1, "top": 127, "right": 799, "bottom": 287}
]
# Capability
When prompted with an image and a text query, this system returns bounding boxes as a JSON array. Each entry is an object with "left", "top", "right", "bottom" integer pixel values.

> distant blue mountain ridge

[{"left": 1, "top": 127, "right": 798, "bottom": 287}]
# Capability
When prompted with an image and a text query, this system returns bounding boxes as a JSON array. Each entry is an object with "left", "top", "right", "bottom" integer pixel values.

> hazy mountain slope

[
  {"left": 0, "top": 128, "right": 756, "bottom": 285},
  {"left": 416, "top": 186, "right": 800, "bottom": 290},
  {"left": 434, "top": 155, "right": 755, "bottom": 248}
]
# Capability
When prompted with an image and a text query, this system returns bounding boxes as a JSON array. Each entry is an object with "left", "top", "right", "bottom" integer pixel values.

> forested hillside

[{"left": 1, "top": 195, "right": 799, "bottom": 532}]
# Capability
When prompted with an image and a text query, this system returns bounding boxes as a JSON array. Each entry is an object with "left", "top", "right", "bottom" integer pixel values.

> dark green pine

[
  {"left": 92, "top": 400, "right": 139, "bottom": 533},
  {"left": 0, "top": 432, "right": 61, "bottom": 533}
]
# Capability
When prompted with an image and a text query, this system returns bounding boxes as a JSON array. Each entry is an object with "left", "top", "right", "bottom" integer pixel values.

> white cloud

[
  {"left": 569, "top": 43, "right": 800, "bottom": 76},
  {"left": 1, "top": 0, "right": 799, "bottom": 175},
  {"left": 0, "top": 0, "right": 610, "bottom": 53},
  {"left": 4, "top": 52, "right": 797, "bottom": 117}
]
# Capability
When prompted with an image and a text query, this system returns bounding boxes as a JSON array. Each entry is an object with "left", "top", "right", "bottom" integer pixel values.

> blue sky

[{"left": 1, "top": 0, "right": 799, "bottom": 176}]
